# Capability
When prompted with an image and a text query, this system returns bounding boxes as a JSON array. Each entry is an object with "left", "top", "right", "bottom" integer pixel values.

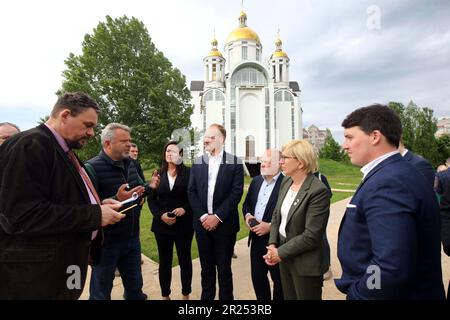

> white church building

[{"left": 189, "top": 10, "right": 303, "bottom": 162}]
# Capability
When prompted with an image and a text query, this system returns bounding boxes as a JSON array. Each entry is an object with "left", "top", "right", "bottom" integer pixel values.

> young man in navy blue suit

[
  {"left": 188, "top": 124, "right": 244, "bottom": 300},
  {"left": 243, "top": 149, "right": 284, "bottom": 300},
  {"left": 336, "top": 104, "right": 445, "bottom": 300}
]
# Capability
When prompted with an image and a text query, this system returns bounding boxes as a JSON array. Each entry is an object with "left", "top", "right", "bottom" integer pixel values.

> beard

[{"left": 66, "top": 136, "right": 89, "bottom": 150}]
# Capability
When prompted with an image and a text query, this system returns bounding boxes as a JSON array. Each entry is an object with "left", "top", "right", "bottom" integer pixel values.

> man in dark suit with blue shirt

[
  {"left": 188, "top": 124, "right": 244, "bottom": 300},
  {"left": 336, "top": 104, "right": 445, "bottom": 300},
  {"left": 243, "top": 149, "right": 284, "bottom": 300}
]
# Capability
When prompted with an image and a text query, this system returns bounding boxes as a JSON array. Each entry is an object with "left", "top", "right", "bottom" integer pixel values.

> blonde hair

[{"left": 282, "top": 140, "right": 318, "bottom": 173}]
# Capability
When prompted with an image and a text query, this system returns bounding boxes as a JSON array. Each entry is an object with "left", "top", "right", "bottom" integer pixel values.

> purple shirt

[{"left": 45, "top": 123, "right": 99, "bottom": 239}]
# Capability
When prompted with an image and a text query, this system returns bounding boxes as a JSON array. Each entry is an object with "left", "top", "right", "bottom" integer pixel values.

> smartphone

[
  {"left": 167, "top": 212, "right": 176, "bottom": 218},
  {"left": 249, "top": 218, "right": 260, "bottom": 228}
]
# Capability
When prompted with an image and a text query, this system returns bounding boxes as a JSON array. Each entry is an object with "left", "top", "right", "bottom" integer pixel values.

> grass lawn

[{"left": 140, "top": 159, "right": 361, "bottom": 264}]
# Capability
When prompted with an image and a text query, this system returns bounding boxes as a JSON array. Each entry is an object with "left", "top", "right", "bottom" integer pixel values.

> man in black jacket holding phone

[
  {"left": 85, "top": 123, "right": 159, "bottom": 300},
  {"left": 242, "top": 149, "right": 284, "bottom": 300}
]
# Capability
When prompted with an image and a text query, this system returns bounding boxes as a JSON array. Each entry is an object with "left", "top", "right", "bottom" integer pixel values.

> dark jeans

[
  {"left": 195, "top": 229, "right": 236, "bottom": 300},
  {"left": 89, "top": 236, "right": 145, "bottom": 300},
  {"left": 250, "top": 235, "right": 283, "bottom": 300},
  {"left": 154, "top": 231, "right": 194, "bottom": 297}
]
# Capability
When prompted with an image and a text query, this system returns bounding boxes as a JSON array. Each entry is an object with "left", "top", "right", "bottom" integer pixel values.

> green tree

[
  {"left": 59, "top": 15, "right": 193, "bottom": 163},
  {"left": 437, "top": 134, "right": 450, "bottom": 164},
  {"left": 389, "top": 101, "right": 440, "bottom": 166},
  {"left": 319, "top": 129, "right": 346, "bottom": 162}
]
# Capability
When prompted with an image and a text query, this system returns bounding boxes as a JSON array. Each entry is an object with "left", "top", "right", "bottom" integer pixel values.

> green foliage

[
  {"left": 319, "top": 129, "right": 347, "bottom": 162},
  {"left": 318, "top": 158, "right": 363, "bottom": 189},
  {"left": 437, "top": 134, "right": 450, "bottom": 163},
  {"left": 59, "top": 15, "right": 193, "bottom": 163},
  {"left": 389, "top": 101, "right": 442, "bottom": 166},
  {"left": 38, "top": 115, "right": 50, "bottom": 124}
]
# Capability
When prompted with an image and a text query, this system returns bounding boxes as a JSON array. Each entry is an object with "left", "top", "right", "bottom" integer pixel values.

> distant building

[
  {"left": 303, "top": 125, "right": 329, "bottom": 151},
  {"left": 436, "top": 117, "right": 450, "bottom": 138},
  {"left": 189, "top": 9, "right": 303, "bottom": 162}
]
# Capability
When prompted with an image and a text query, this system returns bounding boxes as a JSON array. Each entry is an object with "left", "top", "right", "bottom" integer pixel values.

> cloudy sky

[{"left": 1, "top": 0, "right": 449, "bottom": 141}]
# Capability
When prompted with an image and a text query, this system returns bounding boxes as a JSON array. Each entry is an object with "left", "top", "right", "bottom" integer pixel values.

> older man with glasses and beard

[{"left": 0, "top": 92, "right": 124, "bottom": 299}]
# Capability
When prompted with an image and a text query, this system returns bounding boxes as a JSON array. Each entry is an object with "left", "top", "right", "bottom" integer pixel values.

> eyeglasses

[{"left": 280, "top": 154, "right": 296, "bottom": 160}]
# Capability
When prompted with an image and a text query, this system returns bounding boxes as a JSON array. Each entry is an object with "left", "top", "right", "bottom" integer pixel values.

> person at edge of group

[
  {"left": 436, "top": 157, "right": 450, "bottom": 197},
  {"left": 0, "top": 122, "right": 20, "bottom": 146},
  {"left": 187, "top": 123, "right": 244, "bottom": 300},
  {"left": 335, "top": 103, "right": 445, "bottom": 300},
  {"left": 85, "top": 123, "right": 160, "bottom": 300},
  {"left": 313, "top": 171, "right": 333, "bottom": 281},
  {"left": 264, "top": 140, "right": 331, "bottom": 300},
  {"left": 440, "top": 179, "right": 450, "bottom": 300},
  {"left": 130, "top": 143, "right": 145, "bottom": 183},
  {"left": 148, "top": 141, "right": 194, "bottom": 300},
  {"left": 0, "top": 92, "right": 124, "bottom": 299},
  {"left": 243, "top": 149, "right": 284, "bottom": 300},
  {"left": 398, "top": 138, "right": 435, "bottom": 187}
]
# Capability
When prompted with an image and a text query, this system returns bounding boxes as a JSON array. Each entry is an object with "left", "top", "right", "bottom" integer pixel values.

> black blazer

[
  {"left": 147, "top": 166, "right": 193, "bottom": 235},
  {"left": 0, "top": 124, "right": 101, "bottom": 299},
  {"left": 441, "top": 179, "right": 450, "bottom": 256},
  {"left": 188, "top": 152, "right": 244, "bottom": 235},
  {"left": 242, "top": 174, "right": 284, "bottom": 246}
]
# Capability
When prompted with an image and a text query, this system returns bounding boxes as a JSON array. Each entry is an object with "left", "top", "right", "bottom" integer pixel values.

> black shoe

[{"left": 123, "top": 293, "right": 148, "bottom": 300}]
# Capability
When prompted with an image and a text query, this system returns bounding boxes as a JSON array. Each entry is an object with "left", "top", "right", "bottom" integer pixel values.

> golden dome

[
  {"left": 239, "top": 10, "right": 247, "bottom": 19},
  {"left": 226, "top": 26, "right": 261, "bottom": 44},
  {"left": 272, "top": 51, "right": 288, "bottom": 58},
  {"left": 275, "top": 37, "right": 282, "bottom": 47},
  {"left": 207, "top": 37, "right": 223, "bottom": 57},
  {"left": 273, "top": 32, "right": 288, "bottom": 58},
  {"left": 225, "top": 10, "right": 261, "bottom": 45},
  {"left": 207, "top": 50, "right": 223, "bottom": 57}
]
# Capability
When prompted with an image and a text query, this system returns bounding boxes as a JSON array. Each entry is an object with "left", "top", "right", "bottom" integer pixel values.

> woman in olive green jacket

[{"left": 264, "top": 140, "right": 331, "bottom": 300}]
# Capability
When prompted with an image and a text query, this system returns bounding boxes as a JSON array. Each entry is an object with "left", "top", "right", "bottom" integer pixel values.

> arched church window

[
  {"left": 231, "top": 66, "right": 267, "bottom": 88},
  {"left": 215, "top": 90, "right": 225, "bottom": 106},
  {"left": 204, "top": 91, "right": 214, "bottom": 101},
  {"left": 275, "top": 91, "right": 283, "bottom": 102},
  {"left": 284, "top": 91, "right": 294, "bottom": 102}
]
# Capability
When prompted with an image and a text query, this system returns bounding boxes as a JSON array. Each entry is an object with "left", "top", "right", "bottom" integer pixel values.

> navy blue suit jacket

[
  {"left": 242, "top": 174, "right": 284, "bottom": 246},
  {"left": 336, "top": 153, "right": 445, "bottom": 300},
  {"left": 187, "top": 152, "right": 244, "bottom": 235},
  {"left": 403, "top": 150, "right": 435, "bottom": 187}
]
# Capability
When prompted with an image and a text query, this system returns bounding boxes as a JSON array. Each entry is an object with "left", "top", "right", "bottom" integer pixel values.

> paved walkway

[{"left": 80, "top": 197, "right": 450, "bottom": 300}]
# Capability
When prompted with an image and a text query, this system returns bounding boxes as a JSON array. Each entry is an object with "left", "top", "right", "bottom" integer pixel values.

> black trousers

[
  {"left": 195, "top": 229, "right": 236, "bottom": 300},
  {"left": 154, "top": 231, "right": 194, "bottom": 297},
  {"left": 250, "top": 235, "right": 283, "bottom": 300}
]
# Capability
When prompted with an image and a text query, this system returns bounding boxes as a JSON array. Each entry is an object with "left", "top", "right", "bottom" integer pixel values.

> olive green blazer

[{"left": 269, "top": 173, "right": 331, "bottom": 276}]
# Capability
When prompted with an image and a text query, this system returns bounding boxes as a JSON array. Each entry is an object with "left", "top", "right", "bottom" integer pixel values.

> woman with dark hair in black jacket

[{"left": 148, "top": 141, "right": 193, "bottom": 300}]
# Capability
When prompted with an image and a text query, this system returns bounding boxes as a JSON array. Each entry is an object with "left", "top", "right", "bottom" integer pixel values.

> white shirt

[
  {"left": 252, "top": 173, "right": 281, "bottom": 221},
  {"left": 360, "top": 151, "right": 399, "bottom": 179},
  {"left": 167, "top": 172, "right": 176, "bottom": 191},
  {"left": 401, "top": 149, "right": 409, "bottom": 157},
  {"left": 279, "top": 187, "right": 298, "bottom": 238},
  {"left": 207, "top": 148, "right": 224, "bottom": 214}
]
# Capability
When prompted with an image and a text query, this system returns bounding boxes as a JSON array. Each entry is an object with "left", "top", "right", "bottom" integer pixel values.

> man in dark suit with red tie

[
  {"left": 243, "top": 149, "right": 284, "bottom": 300},
  {"left": 188, "top": 124, "right": 244, "bottom": 300},
  {"left": 0, "top": 92, "right": 124, "bottom": 299}
]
